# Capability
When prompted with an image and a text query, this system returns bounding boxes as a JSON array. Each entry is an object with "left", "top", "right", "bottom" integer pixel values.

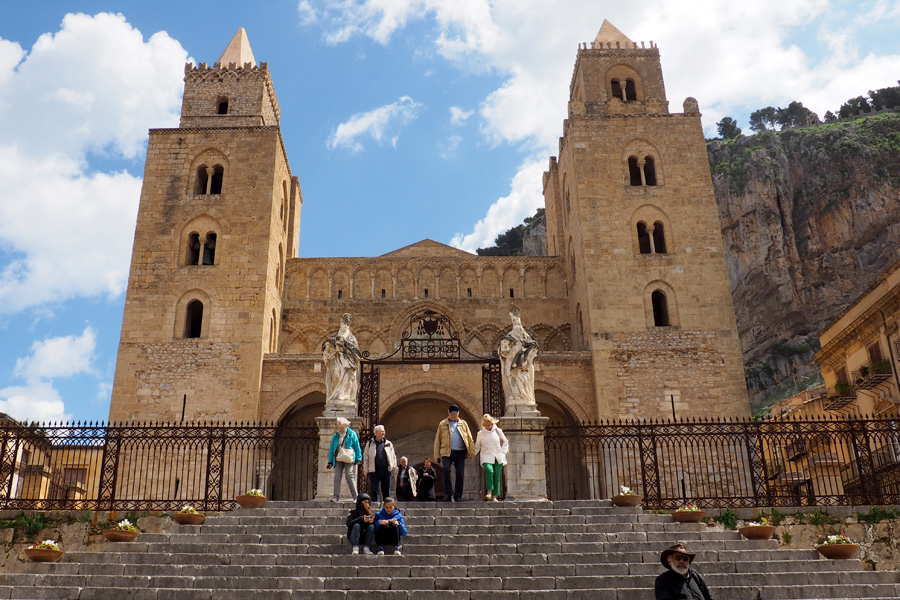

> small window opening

[
  {"left": 422, "top": 288, "right": 428, "bottom": 298},
  {"left": 216, "top": 98, "right": 229, "bottom": 115},
  {"left": 637, "top": 223, "right": 651, "bottom": 254},
  {"left": 202, "top": 232, "right": 217, "bottom": 265},
  {"left": 509, "top": 288, "right": 515, "bottom": 298},
  {"left": 195, "top": 167, "right": 209, "bottom": 194},
  {"left": 625, "top": 79, "right": 637, "bottom": 102},
  {"left": 185, "top": 300, "right": 204, "bottom": 338},
  {"left": 186, "top": 233, "right": 201, "bottom": 265},
  {"left": 644, "top": 156, "right": 657, "bottom": 186},
  {"left": 651, "top": 290, "right": 669, "bottom": 327},
  {"left": 337, "top": 290, "right": 343, "bottom": 299},
  {"left": 652, "top": 222, "right": 666, "bottom": 254},
  {"left": 381, "top": 289, "right": 386, "bottom": 298},
  {"left": 210, "top": 165, "right": 224, "bottom": 194},
  {"left": 611, "top": 79, "right": 624, "bottom": 100},
  {"left": 467, "top": 288, "right": 472, "bottom": 297},
  {"left": 628, "top": 156, "right": 642, "bottom": 186},
  {"left": 867, "top": 341, "right": 883, "bottom": 361}
]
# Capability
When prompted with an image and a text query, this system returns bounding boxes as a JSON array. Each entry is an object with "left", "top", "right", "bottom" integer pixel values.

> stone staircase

[{"left": 1, "top": 500, "right": 898, "bottom": 599}]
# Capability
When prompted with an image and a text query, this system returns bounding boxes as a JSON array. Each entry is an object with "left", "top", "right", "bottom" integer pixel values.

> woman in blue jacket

[
  {"left": 327, "top": 417, "right": 362, "bottom": 502},
  {"left": 373, "top": 496, "right": 407, "bottom": 555}
]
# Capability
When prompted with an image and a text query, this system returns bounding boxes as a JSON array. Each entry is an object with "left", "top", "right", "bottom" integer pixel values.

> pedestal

[
  {"left": 314, "top": 415, "right": 364, "bottom": 501},
  {"left": 499, "top": 416, "right": 549, "bottom": 501}
]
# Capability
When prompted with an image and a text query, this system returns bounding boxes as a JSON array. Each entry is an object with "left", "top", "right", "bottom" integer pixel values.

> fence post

[
  {"left": 854, "top": 419, "right": 883, "bottom": 505},
  {"left": 0, "top": 427, "right": 18, "bottom": 509},
  {"left": 96, "top": 425, "right": 122, "bottom": 512},
  {"left": 638, "top": 422, "right": 661, "bottom": 509},
  {"left": 743, "top": 420, "right": 768, "bottom": 507}
]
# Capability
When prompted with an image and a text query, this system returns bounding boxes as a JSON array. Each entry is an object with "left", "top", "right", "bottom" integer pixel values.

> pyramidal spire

[
  {"left": 593, "top": 19, "right": 634, "bottom": 47},
  {"left": 218, "top": 28, "right": 256, "bottom": 67}
]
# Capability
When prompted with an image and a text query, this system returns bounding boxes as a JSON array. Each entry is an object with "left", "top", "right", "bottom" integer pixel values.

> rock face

[{"left": 708, "top": 113, "right": 900, "bottom": 409}]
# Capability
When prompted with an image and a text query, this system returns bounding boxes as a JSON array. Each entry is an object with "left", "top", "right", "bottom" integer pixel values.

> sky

[{"left": 0, "top": 1, "right": 898, "bottom": 424}]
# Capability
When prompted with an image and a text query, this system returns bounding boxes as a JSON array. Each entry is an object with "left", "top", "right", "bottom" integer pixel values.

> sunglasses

[{"left": 671, "top": 554, "right": 691, "bottom": 562}]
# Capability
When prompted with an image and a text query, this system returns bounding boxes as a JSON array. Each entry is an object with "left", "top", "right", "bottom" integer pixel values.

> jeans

[
  {"left": 348, "top": 522, "right": 375, "bottom": 547},
  {"left": 368, "top": 469, "right": 391, "bottom": 502},
  {"left": 482, "top": 461, "right": 503, "bottom": 497},
  {"left": 332, "top": 461, "right": 358, "bottom": 501},
  {"left": 374, "top": 522, "right": 402, "bottom": 547},
  {"left": 442, "top": 449, "right": 467, "bottom": 500}
]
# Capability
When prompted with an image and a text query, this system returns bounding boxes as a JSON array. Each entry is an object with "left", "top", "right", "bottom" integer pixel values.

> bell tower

[
  {"left": 109, "top": 29, "right": 302, "bottom": 422},
  {"left": 543, "top": 20, "right": 749, "bottom": 418}
]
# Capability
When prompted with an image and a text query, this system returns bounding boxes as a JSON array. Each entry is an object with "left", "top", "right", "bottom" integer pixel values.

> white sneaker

[
  {"left": 376, "top": 547, "right": 385, "bottom": 555},
  {"left": 351, "top": 546, "right": 359, "bottom": 555},
  {"left": 363, "top": 546, "right": 373, "bottom": 555},
  {"left": 393, "top": 546, "right": 402, "bottom": 556}
]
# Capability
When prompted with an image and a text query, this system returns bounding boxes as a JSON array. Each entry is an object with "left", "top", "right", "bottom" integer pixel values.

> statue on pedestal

[
  {"left": 323, "top": 313, "right": 362, "bottom": 414},
  {"left": 498, "top": 305, "right": 539, "bottom": 416}
]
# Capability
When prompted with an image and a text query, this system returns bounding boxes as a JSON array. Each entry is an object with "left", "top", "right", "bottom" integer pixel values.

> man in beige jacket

[{"left": 433, "top": 404, "right": 475, "bottom": 502}]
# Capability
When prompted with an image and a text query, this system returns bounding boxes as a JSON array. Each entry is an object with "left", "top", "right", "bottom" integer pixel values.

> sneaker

[
  {"left": 393, "top": 546, "right": 402, "bottom": 556},
  {"left": 376, "top": 547, "right": 385, "bottom": 555},
  {"left": 351, "top": 546, "right": 359, "bottom": 555},
  {"left": 363, "top": 546, "right": 373, "bottom": 555},
  {"left": 330, "top": 497, "right": 339, "bottom": 503},
  {"left": 442, "top": 496, "right": 452, "bottom": 502},
  {"left": 492, "top": 496, "right": 500, "bottom": 502},
  {"left": 484, "top": 492, "right": 492, "bottom": 501}
]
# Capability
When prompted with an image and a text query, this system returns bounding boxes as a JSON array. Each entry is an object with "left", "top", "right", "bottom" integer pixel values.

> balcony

[
  {"left": 840, "top": 460, "right": 860, "bottom": 489},
  {"left": 786, "top": 439, "right": 808, "bottom": 461},
  {"left": 822, "top": 383, "right": 856, "bottom": 411},
  {"left": 852, "top": 360, "right": 893, "bottom": 391},
  {"left": 871, "top": 442, "right": 900, "bottom": 472}
]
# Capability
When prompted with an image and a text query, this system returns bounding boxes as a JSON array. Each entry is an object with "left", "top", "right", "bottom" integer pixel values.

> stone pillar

[
  {"left": 314, "top": 415, "right": 364, "bottom": 501},
  {"left": 500, "top": 415, "right": 549, "bottom": 501}
]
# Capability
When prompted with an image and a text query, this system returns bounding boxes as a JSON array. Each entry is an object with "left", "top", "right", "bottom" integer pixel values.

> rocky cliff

[{"left": 708, "top": 112, "right": 900, "bottom": 410}]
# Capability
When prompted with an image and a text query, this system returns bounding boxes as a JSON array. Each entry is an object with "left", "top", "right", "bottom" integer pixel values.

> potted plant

[
  {"left": 671, "top": 503, "right": 706, "bottom": 523},
  {"left": 102, "top": 518, "right": 140, "bottom": 542},
  {"left": 172, "top": 505, "right": 206, "bottom": 525},
  {"left": 872, "top": 359, "right": 892, "bottom": 374},
  {"left": 235, "top": 488, "right": 266, "bottom": 509},
  {"left": 611, "top": 485, "right": 643, "bottom": 507},
  {"left": 738, "top": 516, "right": 776, "bottom": 540},
  {"left": 24, "top": 540, "right": 64, "bottom": 562},
  {"left": 816, "top": 534, "right": 859, "bottom": 559},
  {"left": 834, "top": 382, "right": 852, "bottom": 396}
]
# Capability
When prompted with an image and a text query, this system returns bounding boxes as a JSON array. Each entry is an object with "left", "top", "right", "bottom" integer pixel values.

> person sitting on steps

[
  {"left": 373, "top": 496, "right": 407, "bottom": 555},
  {"left": 345, "top": 493, "right": 375, "bottom": 555},
  {"left": 655, "top": 543, "right": 713, "bottom": 600}
]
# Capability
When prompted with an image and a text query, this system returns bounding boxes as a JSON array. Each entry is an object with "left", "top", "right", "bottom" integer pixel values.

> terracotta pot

[
  {"left": 611, "top": 494, "right": 643, "bottom": 507},
  {"left": 172, "top": 513, "right": 206, "bottom": 525},
  {"left": 102, "top": 529, "right": 139, "bottom": 542},
  {"left": 738, "top": 525, "right": 776, "bottom": 540},
  {"left": 24, "top": 548, "right": 64, "bottom": 562},
  {"left": 672, "top": 510, "right": 706, "bottom": 523},
  {"left": 235, "top": 494, "right": 266, "bottom": 509},
  {"left": 817, "top": 543, "right": 859, "bottom": 559}
]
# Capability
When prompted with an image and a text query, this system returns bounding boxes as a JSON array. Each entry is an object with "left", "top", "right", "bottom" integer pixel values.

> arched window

[
  {"left": 216, "top": 97, "right": 229, "bottom": 115},
  {"left": 210, "top": 165, "right": 224, "bottom": 194},
  {"left": 202, "top": 233, "right": 216, "bottom": 265},
  {"left": 637, "top": 223, "right": 651, "bottom": 254},
  {"left": 628, "top": 156, "right": 642, "bottom": 186},
  {"left": 195, "top": 167, "right": 209, "bottom": 194},
  {"left": 652, "top": 221, "right": 667, "bottom": 254},
  {"left": 184, "top": 300, "right": 204, "bottom": 338},
  {"left": 381, "top": 289, "right": 386, "bottom": 298},
  {"left": 652, "top": 291, "right": 670, "bottom": 326},
  {"left": 270, "top": 309, "right": 277, "bottom": 353},
  {"left": 611, "top": 79, "right": 624, "bottom": 100},
  {"left": 644, "top": 156, "right": 657, "bottom": 186},
  {"left": 625, "top": 79, "right": 637, "bottom": 102},
  {"left": 186, "top": 233, "right": 201, "bottom": 265},
  {"left": 277, "top": 244, "right": 284, "bottom": 293}
]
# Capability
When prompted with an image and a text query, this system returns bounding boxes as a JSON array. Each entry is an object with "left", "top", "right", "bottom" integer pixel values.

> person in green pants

[{"left": 474, "top": 414, "right": 509, "bottom": 501}]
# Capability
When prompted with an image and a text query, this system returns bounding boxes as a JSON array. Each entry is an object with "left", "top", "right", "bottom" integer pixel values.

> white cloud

[
  {"left": 449, "top": 106, "right": 473, "bottom": 125},
  {"left": 0, "top": 381, "right": 71, "bottom": 423},
  {"left": 328, "top": 96, "right": 422, "bottom": 151},
  {"left": 0, "top": 13, "right": 188, "bottom": 316},
  {"left": 298, "top": 0, "right": 319, "bottom": 25},
  {"left": 438, "top": 135, "right": 463, "bottom": 159},
  {"left": 14, "top": 327, "right": 97, "bottom": 381}
]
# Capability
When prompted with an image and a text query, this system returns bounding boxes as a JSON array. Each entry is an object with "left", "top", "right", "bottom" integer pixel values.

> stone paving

[{"left": 1, "top": 500, "right": 898, "bottom": 599}]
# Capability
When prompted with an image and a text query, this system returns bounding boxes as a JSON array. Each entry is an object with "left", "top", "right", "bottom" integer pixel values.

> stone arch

[
  {"left": 621, "top": 139, "right": 664, "bottom": 186},
  {"left": 605, "top": 64, "right": 644, "bottom": 102},
  {"left": 630, "top": 204, "right": 673, "bottom": 255},
  {"left": 535, "top": 381, "right": 589, "bottom": 423},
  {"left": 546, "top": 265, "right": 566, "bottom": 298},
  {"left": 501, "top": 266, "right": 520, "bottom": 300},
  {"left": 395, "top": 268, "right": 414, "bottom": 298},
  {"left": 179, "top": 214, "right": 224, "bottom": 266},
  {"left": 269, "top": 388, "right": 325, "bottom": 501},
  {"left": 418, "top": 267, "right": 436, "bottom": 299},
  {"left": 308, "top": 268, "right": 328, "bottom": 299},
  {"left": 174, "top": 289, "right": 212, "bottom": 339},
  {"left": 354, "top": 326, "right": 389, "bottom": 357},
  {"left": 353, "top": 269, "right": 372, "bottom": 299},
  {"left": 460, "top": 267, "right": 478, "bottom": 298},
  {"left": 331, "top": 270, "right": 350, "bottom": 299},
  {"left": 524, "top": 266, "right": 543, "bottom": 298},
  {"left": 374, "top": 268, "right": 392, "bottom": 299},
  {"left": 388, "top": 301, "right": 463, "bottom": 346},
  {"left": 481, "top": 267, "right": 500, "bottom": 298},
  {"left": 188, "top": 148, "right": 231, "bottom": 196},
  {"left": 643, "top": 279, "right": 680, "bottom": 328},
  {"left": 439, "top": 267, "right": 457, "bottom": 298},
  {"left": 280, "top": 330, "right": 311, "bottom": 354}
]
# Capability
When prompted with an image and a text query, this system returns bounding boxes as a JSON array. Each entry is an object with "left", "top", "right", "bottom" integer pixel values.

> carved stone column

[
  {"left": 256, "top": 459, "right": 273, "bottom": 496},
  {"left": 500, "top": 415, "right": 549, "bottom": 501},
  {"left": 314, "top": 415, "right": 364, "bottom": 501}
]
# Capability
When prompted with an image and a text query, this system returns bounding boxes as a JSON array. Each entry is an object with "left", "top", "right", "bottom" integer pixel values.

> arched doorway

[
  {"left": 538, "top": 391, "right": 591, "bottom": 500},
  {"left": 271, "top": 392, "right": 322, "bottom": 500}
]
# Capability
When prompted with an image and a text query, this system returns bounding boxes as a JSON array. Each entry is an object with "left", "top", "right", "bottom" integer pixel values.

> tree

[
  {"left": 716, "top": 117, "right": 742, "bottom": 139},
  {"left": 868, "top": 84, "right": 900, "bottom": 111},
  {"left": 775, "top": 101, "right": 820, "bottom": 129},
  {"left": 823, "top": 111, "right": 838, "bottom": 123},
  {"left": 749, "top": 107, "right": 779, "bottom": 132},
  {"left": 839, "top": 95, "right": 871, "bottom": 119}
]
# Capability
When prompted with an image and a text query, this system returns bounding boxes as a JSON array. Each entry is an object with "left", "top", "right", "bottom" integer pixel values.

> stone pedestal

[
  {"left": 500, "top": 416, "right": 549, "bottom": 501},
  {"left": 314, "top": 415, "right": 364, "bottom": 501}
]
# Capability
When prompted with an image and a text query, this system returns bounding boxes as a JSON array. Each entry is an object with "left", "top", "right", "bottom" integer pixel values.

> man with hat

[
  {"left": 655, "top": 543, "right": 713, "bottom": 600},
  {"left": 433, "top": 404, "right": 475, "bottom": 502}
]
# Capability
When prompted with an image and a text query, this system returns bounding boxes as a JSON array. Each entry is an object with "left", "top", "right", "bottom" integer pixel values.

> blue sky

[{"left": 1, "top": 0, "right": 898, "bottom": 424}]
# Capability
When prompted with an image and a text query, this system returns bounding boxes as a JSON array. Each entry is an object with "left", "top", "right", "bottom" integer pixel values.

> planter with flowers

[
  {"left": 102, "top": 518, "right": 140, "bottom": 542},
  {"left": 235, "top": 488, "right": 266, "bottom": 509},
  {"left": 172, "top": 505, "right": 206, "bottom": 525},
  {"left": 611, "top": 485, "right": 643, "bottom": 507},
  {"left": 816, "top": 534, "right": 859, "bottom": 559},
  {"left": 24, "top": 540, "right": 64, "bottom": 562},
  {"left": 671, "top": 503, "right": 706, "bottom": 523},
  {"left": 738, "top": 517, "right": 776, "bottom": 540}
]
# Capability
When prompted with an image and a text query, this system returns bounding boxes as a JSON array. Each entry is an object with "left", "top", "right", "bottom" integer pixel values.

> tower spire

[
  {"left": 593, "top": 19, "right": 634, "bottom": 47},
  {"left": 218, "top": 27, "right": 256, "bottom": 67}
]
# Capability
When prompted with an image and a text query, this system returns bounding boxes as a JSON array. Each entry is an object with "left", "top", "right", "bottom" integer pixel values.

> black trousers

[
  {"left": 442, "top": 449, "right": 467, "bottom": 500},
  {"left": 368, "top": 469, "right": 391, "bottom": 502},
  {"left": 374, "top": 522, "right": 401, "bottom": 547}
]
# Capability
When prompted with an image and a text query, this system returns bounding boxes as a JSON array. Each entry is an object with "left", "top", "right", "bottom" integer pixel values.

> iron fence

[
  {"left": 0, "top": 421, "right": 318, "bottom": 512},
  {"left": 544, "top": 416, "right": 900, "bottom": 509}
]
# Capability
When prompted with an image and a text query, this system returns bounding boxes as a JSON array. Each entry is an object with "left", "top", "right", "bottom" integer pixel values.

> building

[{"left": 108, "top": 23, "right": 750, "bottom": 498}]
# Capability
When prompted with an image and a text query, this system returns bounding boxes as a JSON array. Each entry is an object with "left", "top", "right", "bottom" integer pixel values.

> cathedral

[{"left": 109, "top": 22, "right": 749, "bottom": 473}]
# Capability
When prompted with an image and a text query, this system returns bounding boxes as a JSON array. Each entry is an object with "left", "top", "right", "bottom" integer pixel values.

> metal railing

[
  {"left": 0, "top": 422, "right": 319, "bottom": 512},
  {"left": 543, "top": 416, "right": 900, "bottom": 508}
]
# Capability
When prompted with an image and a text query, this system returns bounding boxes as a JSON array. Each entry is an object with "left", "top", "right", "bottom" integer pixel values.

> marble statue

[
  {"left": 498, "top": 305, "right": 540, "bottom": 416},
  {"left": 323, "top": 313, "right": 362, "bottom": 413}
]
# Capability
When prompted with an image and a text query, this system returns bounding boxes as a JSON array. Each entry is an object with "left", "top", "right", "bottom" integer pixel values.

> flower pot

[
  {"left": 738, "top": 525, "right": 776, "bottom": 540},
  {"left": 611, "top": 494, "right": 643, "bottom": 507},
  {"left": 173, "top": 513, "right": 206, "bottom": 525},
  {"left": 24, "top": 548, "right": 64, "bottom": 563},
  {"left": 672, "top": 510, "right": 706, "bottom": 523},
  {"left": 235, "top": 494, "right": 266, "bottom": 509},
  {"left": 817, "top": 543, "right": 859, "bottom": 559},
  {"left": 102, "top": 529, "right": 139, "bottom": 542}
]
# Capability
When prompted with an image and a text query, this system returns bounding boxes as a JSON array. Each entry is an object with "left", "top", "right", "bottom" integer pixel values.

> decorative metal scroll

[
  {"left": 482, "top": 362, "right": 505, "bottom": 417},
  {"left": 357, "top": 364, "right": 380, "bottom": 445},
  {"left": 402, "top": 310, "right": 460, "bottom": 360}
]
